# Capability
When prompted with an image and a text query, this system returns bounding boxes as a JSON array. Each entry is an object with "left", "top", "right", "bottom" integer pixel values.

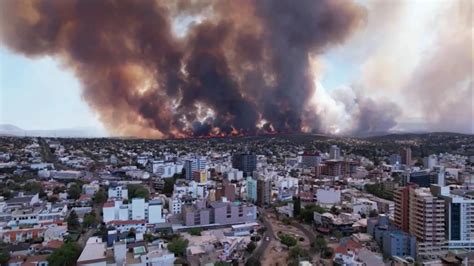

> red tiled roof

[
  {"left": 334, "top": 239, "right": 363, "bottom": 255},
  {"left": 44, "top": 240, "right": 64, "bottom": 249},
  {"left": 4, "top": 228, "right": 46, "bottom": 234},
  {"left": 78, "top": 194, "right": 92, "bottom": 201},
  {"left": 103, "top": 201, "right": 115, "bottom": 207},
  {"left": 40, "top": 220, "right": 65, "bottom": 226},
  {"left": 8, "top": 255, "right": 25, "bottom": 263},
  {"left": 25, "top": 255, "right": 48, "bottom": 263}
]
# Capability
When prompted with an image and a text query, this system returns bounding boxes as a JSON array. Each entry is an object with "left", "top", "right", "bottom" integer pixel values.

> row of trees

[
  {"left": 365, "top": 183, "right": 393, "bottom": 201},
  {"left": 293, "top": 197, "right": 326, "bottom": 223},
  {"left": 47, "top": 242, "right": 82, "bottom": 266}
]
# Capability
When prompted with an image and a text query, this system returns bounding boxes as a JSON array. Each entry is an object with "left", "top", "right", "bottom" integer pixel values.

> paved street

[{"left": 249, "top": 209, "right": 276, "bottom": 261}]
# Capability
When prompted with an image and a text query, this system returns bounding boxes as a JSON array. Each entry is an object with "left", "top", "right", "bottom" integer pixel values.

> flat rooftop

[{"left": 77, "top": 238, "right": 106, "bottom": 265}]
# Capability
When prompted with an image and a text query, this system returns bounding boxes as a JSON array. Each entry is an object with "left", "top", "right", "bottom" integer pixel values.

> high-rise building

[
  {"left": 394, "top": 185, "right": 413, "bottom": 232},
  {"left": 232, "top": 153, "right": 257, "bottom": 176},
  {"left": 246, "top": 176, "right": 257, "bottom": 203},
  {"left": 432, "top": 186, "right": 474, "bottom": 251},
  {"left": 389, "top": 154, "right": 402, "bottom": 165},
  {"left": 184, "top": 156, "right": 207, "bottom": 180},
  {"left": 408, "top": 171, "right": 439, "bottom": 188},
  {"left": 257, "top": 175, "right": 271, "bottom": 207},
  {"left": 323, "top": 160, "right": 342, "bottom": 177},
  {"left": 301, "top": 151, "right": 321, "bottom": 168},
  {"left": 215, "top": 179, "right": 236, "bottom": 202},
  {"left": 423, "top": 154, "right": 438, "bottom": 170},
  {"left": 400, "top": 147, "right": 412, "bottom": 166},
  {"left": 410, "top": 187, "right": 446, "bottom": 258},
  {"left": 329, "top": 145, "right": 341, "bottom": 160},
  {"left": 397, "top": 186, "right": 446, "bottom": 259}
]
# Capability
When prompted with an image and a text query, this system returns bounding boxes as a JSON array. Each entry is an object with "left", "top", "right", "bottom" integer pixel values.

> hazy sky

[
  {"left": 0, "top": 0, "right": 472, "bottom": 136},
  {"left": 0, "top": 47, "right": 105, "bottom": 131}
]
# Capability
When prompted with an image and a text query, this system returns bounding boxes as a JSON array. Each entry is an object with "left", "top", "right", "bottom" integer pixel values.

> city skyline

[{"left": 0, "top": 0, "right": 472, "bottom": 138}]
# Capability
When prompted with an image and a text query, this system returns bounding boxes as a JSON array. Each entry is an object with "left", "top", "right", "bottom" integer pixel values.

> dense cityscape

[
  {"left": 0, "top": 0, "right": 472, "bottom": 265},
  {"left": 0, "top": 133, "right": 472, "bottom": 265}
]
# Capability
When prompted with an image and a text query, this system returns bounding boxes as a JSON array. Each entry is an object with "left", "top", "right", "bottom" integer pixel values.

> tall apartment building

[
  {"left": 232, "top": 153, "right": 257, "bottom": 176},
  {"left": 323, "top": 160, "right": 342, "bottom": 177},
  {"left": 246, "top": 176, "right": 257, "bottom": 203},
  {"left": 329, "top": 145, "right": 341, "bottom": 160},
  {"left": 257, "top": 175, "right": 271, "bottom": 207},
  {"left": 394, "top": 184, "right": 417, "bottom": 232},
  {"left": 395, "top": 184, "right": 446, "bottom": 259},
  {"left": 405, "top": 187, "right": 446, "bottom": 259},
  {"left": 301, "top": 151, "right": 321, "bottom": 168},
  {"left": 215, "top": 179, "right": 236, "bottom": 202},
  {"left": 432, "top": 186, "right": 474, "bottom": 251},
  {"left": 400, "top": 147, "right": 412, "bottom": 166},
  {"left": 184, "top": 156, "right": 207, "bottom": 180}
]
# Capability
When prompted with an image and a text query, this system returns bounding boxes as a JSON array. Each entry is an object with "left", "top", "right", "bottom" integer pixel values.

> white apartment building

[
  {"left": 315, "top": 187, "right": 341, "bottom": 205},
  {"left": 168, "top": 196, "right": 183, "bottom": 215},
  {"left": 149, "top": 160, "right": 183, "bottom": 178},
  {"left": 351, "top": 198, "right": 377, "bottom": 216},
  {"left": 103, "top": 198, "right": 165, "bottom": 225},
  {"left": 108, "top": 186, "right": 128, "bottom": 200},
  {"left": 173, "top": 181, "right": 206, "bottom": 199}
]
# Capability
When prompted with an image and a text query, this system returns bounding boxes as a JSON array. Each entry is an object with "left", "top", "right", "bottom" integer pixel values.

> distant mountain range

[
  {"left": 0, "top": 124, "right": 471, "bottom": 139},
  {"left": 0, "top": 124, "right": 107, "bottom": 138}
]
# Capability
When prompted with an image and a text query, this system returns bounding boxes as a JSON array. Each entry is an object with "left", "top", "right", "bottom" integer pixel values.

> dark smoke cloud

[{"left": 0, "top": 0, "right": 365, "bottom": 138}]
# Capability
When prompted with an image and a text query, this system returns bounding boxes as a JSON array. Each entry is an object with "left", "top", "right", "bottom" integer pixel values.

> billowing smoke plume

[
  {"left": 312, "top": 0, "right": 473, "bottom": 135},
  {"left": 0, "top": 0, "right": 365, "bottom": 138}
]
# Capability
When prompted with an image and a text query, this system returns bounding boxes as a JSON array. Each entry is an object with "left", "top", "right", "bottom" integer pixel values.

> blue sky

[{"left": 0, "top": 46, "right": 103, "bottom": 130}]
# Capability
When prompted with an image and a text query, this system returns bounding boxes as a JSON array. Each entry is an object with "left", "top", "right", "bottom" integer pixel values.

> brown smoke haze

[{"left": 0, "top": 0, "right": 365, "bottom": 138}]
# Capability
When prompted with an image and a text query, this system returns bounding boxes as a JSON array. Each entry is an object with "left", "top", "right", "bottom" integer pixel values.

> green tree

[
  {"left": 414, "top": 158, "right": 423, "bottom": 167},
  {"left": 67, "top": 210, "right": 80, "bottom": 232},
  {"left": 83, "top": 212, "right": 97, "bottom": 228},
  {"left": 299, "top": 204, "right": 325, "bottom": 223},
  {"left": 279, "top": 234, "right": 297, "bottom": 247},
  {"left": 214, "top": 262, "right": 231, "bottom": 266},
  {"left": 0, "top": 188, "right": 11, "bottom": 200},
  {"left": 333, "top": 230, "right": 343, "bottom": 239},
  {"left": 128, "top": 184, "right": 150, "bottom": 200},
  {"left": 167, "top": 237, "right": 189, "bottom": 256},
  {"left": 144, "top": 233, "right": 156, "bottom": 243},
  {"left": 330, "top": 205, "right": 340, "bottom": 215},
  {"left": 289, "top": 245, "right": 310, "bottom": 261},
  {"left": 48, "top": 195, "right": 59, "bottom": 203},
  {"left": 23, "top": 181, "right": 43, "bottom": 194},
  {"left": 67, "top": 184, "right": 82, "bottom": 200},
  {"left": 245, "top": 257, "right": 261, "bottom": 266},
  {"left": 163, "top": 178, "right": 176, "bottom": 196},
  {"left": 311, "top": 235, "right": 327, "bottom": 253},
  {"left": 369, "top": 209, "right": 379, "bottom": 218},
  {"left": 127, "top": 228, "right": 136, "bottom": 239},
  {"left": 47, "top": 242, "right": 82, "bottom": 266},
  {"left": 0, "top": 251, "right": 10, "bottom": 266},
  {"left": 93, "top": 188, "right": 108, "bottom": 205},
  {"left": 53, "top": 186, "right": 65, "bottom": 194},
  {"left": 246, "top": 242, "right": 256, "bottom": 253},
  {"left": 293, "top": 196, "right": 301, "bottom": 217},
  {"left": 321, "top": 247, "right": 334, "bottom": 259},
  {"left": 188, "top": 227, "right": 202, "bottom": 236}
]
